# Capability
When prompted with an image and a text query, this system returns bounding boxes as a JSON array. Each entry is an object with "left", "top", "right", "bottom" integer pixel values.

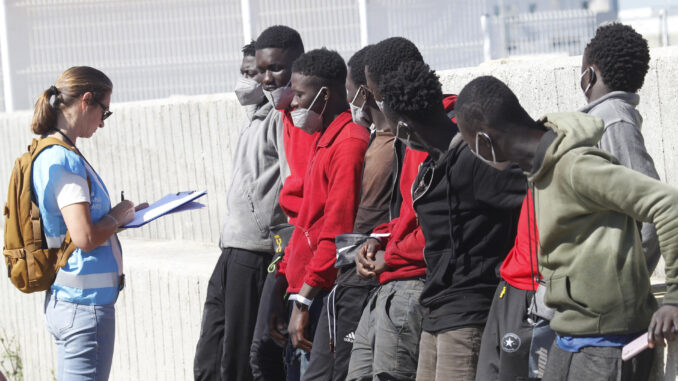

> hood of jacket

[{"left": 528, "top": 112, "right": 604, "bottom": 184}]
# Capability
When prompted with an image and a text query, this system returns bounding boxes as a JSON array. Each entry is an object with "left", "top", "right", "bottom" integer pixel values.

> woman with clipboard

[{"left": 30, "top": 66, "right": 143, "bottom": 380}]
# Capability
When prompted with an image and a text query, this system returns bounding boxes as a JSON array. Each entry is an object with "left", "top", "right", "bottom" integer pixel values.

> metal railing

[{"left": 0, "top": 0, "right": 613, "bottom": 112}]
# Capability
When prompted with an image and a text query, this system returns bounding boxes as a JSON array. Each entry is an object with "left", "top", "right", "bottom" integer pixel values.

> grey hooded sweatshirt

[
  {"left": 219, "top": 102, "right": 290, "bottom": 253},
  {"left": 579, "top": 91, "right": 661, "bottom": 271}
]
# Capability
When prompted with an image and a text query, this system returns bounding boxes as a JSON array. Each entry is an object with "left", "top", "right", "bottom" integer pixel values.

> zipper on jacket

[{"left": 303, "top": 229, "right": 312, "bottom": 249}]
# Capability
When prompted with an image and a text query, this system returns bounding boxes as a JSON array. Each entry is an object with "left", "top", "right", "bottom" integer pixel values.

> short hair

[
  {"left": 347, "top": 45, "right": 373, "bottom": 86},
  {"left": 292, "top": 48, "right": 347, "bottom": 88},
  {"left": 254, "top": 25, "right": 304, "bottom": 55},
  {"left": 456, "top": 76, "right": 531, "bottom": 131},
  {"left": 242, "top": 40, "right": 256, "bottom": 57},
  {"left": 585, "top": 23, "right": 650, "bottom": 93},
  {"left": 365, "top": 37, "right": 423, "bottom": 85},
  {"left": 379, "top": 61, "right": 443, "bottom": 121}
]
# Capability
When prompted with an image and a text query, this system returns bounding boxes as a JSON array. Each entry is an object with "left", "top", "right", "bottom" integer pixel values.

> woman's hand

[{"left": 108, "top": 200, "right": 135, "bottom": 226}]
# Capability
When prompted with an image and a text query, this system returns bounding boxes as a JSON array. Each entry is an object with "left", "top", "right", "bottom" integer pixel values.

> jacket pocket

[
  {"left": 244, "top": 190, "right": 268, "bottom": 235},
  {"left": 546, "top": 275, "right": 599, "bottom": 318}
]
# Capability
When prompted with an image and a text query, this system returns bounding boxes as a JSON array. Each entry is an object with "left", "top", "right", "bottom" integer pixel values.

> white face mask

[
  {"left": 234, "top": 76, "right": 265, "bottom": 106},
  {"left": 290, "top": 87, "right": 328, "bottom": 134},
  {"left": 349, "top": 88, "right": 371, "bottom": 128},
  {"left": 472, "top": 131, "right": 510, "bottom": 170},
  {"left": 263, "top": 83, "right": 294, "bottom": 110}
]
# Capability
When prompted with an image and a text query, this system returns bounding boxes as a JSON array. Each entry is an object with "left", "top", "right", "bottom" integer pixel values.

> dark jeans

[
  {"left": 303, "top": 281, "right": 376, "bottom": 381},
  {"left": 250, "top": 271, "right": 287, "bottom": 381},
  {"left": 542, "top": 341, "right": 654, "bottom": 381},
  {"left": 194, "top": 247, "right": 271, "bottom": 381},
  {"left": 476, "top": 281, "right": 556, "bottom": 381}
]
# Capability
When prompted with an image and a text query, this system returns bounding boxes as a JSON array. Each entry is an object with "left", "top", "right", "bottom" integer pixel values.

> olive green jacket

[{"left": 528, "top": 112, "right": 678, "bottom": 336}]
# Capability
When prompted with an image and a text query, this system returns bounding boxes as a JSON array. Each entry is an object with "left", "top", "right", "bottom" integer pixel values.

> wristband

[
  {"left": 291, "top": 294, "right": 313, "bottom": 307},
  {"left": 103, "top": 214, "right": 119, "bottom": 227}
]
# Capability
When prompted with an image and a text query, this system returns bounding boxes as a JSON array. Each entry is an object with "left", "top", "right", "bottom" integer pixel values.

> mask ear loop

[
  {"left": 582, "top": 67, "right": 594, "bottom": 95},
  {"left": 358, "top": 86, "right": 368, "bottom": 113},
  {"left": 397, "top": 121, "right": 411, "bottom": 146},
  {"left": 309, "top": 86, "right": 329, "bottom": 116},
  {"left": 476, "top": 131, "right": 497, "bottom": 163}
]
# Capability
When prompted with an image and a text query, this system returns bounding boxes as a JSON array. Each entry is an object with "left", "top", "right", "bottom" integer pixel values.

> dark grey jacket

[
  {"left": 579, "top": 91, "right": 661, "bottom": 271},
  {"left": 219, "top": 102, "right": 290, "bottom": 253}
]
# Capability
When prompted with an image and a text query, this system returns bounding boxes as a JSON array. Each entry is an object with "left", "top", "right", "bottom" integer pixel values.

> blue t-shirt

[
  {"left": 32, "top": 145, "right": 122, "bottom": 305},
  {"left": 557, "top": 334, "right": 636, "bottom": 352}
]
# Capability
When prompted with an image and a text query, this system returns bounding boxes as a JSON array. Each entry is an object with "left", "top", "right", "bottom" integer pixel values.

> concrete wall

[{"left": 1, "top": 46, "right": 677, "bottom": 380}]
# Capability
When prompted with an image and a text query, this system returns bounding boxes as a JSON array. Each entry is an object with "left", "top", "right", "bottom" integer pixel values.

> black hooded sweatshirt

[{"left": 413, "top": 132, "right": 526, "bottom": 333}]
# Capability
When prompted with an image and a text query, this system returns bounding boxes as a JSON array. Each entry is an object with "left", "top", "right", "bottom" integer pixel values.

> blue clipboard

[{"left": 122, "top": 190, "right": 207, "bottom": 228}]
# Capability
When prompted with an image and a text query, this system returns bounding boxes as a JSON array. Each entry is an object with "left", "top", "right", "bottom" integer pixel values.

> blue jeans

[{"left": 44, "top": 291, "right": 115, "bottom": 381}]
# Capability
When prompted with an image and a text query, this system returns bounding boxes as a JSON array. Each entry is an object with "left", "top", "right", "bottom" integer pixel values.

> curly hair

[
  {"left": 585, "top": 23, "right": 650, "bottom": 93},
  {"left": 292, "top": 48, "right": 347, "bottom": 87},
  {"left": 254, "top": 25, "right": 304, "bottom": 55},
  {"left": 379, "top": 61, "right": 443, "bottom": 120},
  {"left": 347, "top": 45, "right": 373, "bottom": 86},
  {"left": 456, "top": 76, "right": 531, "bottom": 131},
  {"left": 241, "top": 40, "right": 256, "bottom": 57},
  {"left": 364, "top": 37, "right": 423, "bottom": 85}
]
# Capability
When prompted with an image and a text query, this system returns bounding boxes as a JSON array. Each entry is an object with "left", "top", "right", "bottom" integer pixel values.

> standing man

[
  {"left": 271, "top": 48, "right": 370, "bottom": 380},
  {"left": 194, "top": 26, "right": 304, "bottom": 381},
  {"left": 303, "top": 44, "right": 396, "bottom": 381},
  {"left": 379, "top": 60, "right": 525, "bottom": 381},
  {"left": 579, "top": 22, "right": 660, "bottom": 269},
  {"left": 454, "top": 75, "right": 678, "bottom": 381},
  {"left": 475, "top": 22, "right": 661, "bottom": 381},
  {"left": 347, "top": 37, "right": 430, "bottom": 381}
]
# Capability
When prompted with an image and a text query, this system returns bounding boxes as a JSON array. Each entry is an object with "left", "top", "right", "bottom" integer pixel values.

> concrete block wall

[{"left": 1, "top": 46, "right": 678, "bottom": 380}]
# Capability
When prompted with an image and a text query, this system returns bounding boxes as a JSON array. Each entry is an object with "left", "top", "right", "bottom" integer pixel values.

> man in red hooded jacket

[{"left": 270, "top": 48, "right": 369, "bottom": 380}]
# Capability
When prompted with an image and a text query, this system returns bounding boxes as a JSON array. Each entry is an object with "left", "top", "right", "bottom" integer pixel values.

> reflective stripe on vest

[{"left": 54, "top": 271, "right": 118, "bottom": 290}]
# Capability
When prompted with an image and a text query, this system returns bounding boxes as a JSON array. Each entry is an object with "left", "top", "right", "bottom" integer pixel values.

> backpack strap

[{"left": 30, "top": 137, "right": 93, "bottom": 268}]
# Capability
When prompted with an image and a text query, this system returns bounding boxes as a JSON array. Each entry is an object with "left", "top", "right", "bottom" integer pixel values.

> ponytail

[
  {"left": 30, "top": 85, "right": 60, "bottom": 135},
  {"left": 30, "top": 66, "right": 112, "bottom": 135}
]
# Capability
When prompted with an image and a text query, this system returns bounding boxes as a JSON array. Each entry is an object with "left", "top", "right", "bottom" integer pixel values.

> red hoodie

[
  {"left": 279, "top": 111, "right": 319, "bottom": 224},
  {"left": 278, "top": 112, "right": 370, "bottom": 293},
  {"left": 499, "top": 190, "right": 540, "bottom": 291},
  {"left": 372, "top": 95, "right": 457, "bottom": 284},
  {"left": 372, "top": 148, "right": 428, "bottom": 284}
]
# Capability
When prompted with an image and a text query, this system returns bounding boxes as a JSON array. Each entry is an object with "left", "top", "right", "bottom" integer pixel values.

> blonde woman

[{"left": 31, "top": 66, "right": 140, "bottom": 380}]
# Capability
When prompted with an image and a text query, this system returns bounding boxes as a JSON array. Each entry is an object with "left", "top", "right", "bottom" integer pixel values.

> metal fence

[
  {"left": 0, "top": 0, "right": 613, "bottom": 112},
  {"left": 484, "top": 9, "right": 599, "bottom": 59}
]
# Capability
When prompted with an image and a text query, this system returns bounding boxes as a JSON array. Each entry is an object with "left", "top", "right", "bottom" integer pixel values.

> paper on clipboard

[{"left": 123, "top": 190, "right": 207, "bottom": 228}]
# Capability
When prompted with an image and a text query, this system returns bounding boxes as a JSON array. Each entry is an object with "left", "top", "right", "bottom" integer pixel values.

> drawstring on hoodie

[
  {"left": 527, "top": 183, "right": 542, "bottom": 322},
  {"left": 327, "top": 284, "right": 338, "bottom": 353}
]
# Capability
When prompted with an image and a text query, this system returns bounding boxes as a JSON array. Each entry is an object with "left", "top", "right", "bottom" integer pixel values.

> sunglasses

[{"left": 94, "top": 99, "right": 112, "bottom": 121}]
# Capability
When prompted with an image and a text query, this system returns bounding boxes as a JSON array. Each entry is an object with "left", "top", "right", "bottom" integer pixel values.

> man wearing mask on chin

[
  {"left": 380, "top": 61, "right": 526, "bottom": 381},
  {"left": 194, "top": 28, "right": 298, "bottom": 381},
  {"left": 272, "top": 48, "right": 369, "bottom": 380}
]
